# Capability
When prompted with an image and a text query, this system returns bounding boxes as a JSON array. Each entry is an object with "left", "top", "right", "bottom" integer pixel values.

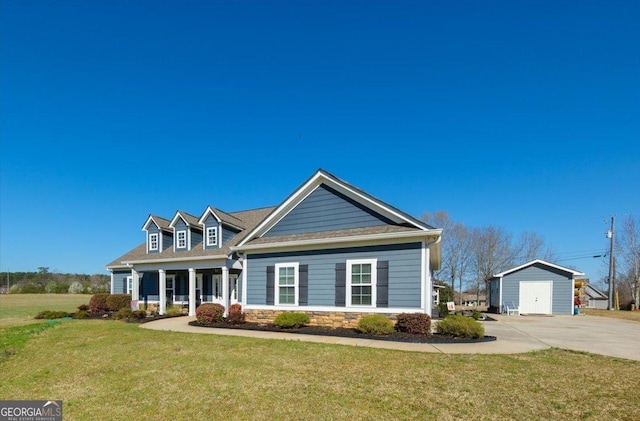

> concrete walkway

[{"left": 141, "top": 314, "right": 640, "bottom": 360}]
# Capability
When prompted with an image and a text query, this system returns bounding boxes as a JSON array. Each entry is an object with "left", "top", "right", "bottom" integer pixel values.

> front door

[{"left": 519, "top": 281, "right": 552, "bottom": 314}]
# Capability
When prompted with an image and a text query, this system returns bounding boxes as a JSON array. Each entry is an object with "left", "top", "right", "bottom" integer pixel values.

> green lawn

[
  {"left": 0, "top": 320, "right": 638, "bottom": 420},
  {"left": 582, "top": 308, "right": 640, "bottom": 322},
  {"left": 0, "top": 294, "right": 90, "bottom": 327}
]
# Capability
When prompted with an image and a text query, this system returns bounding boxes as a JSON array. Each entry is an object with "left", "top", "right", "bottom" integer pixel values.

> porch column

[
  {"left": 222, "top": 267, "right": 229, "bottom": 316},
  {"left": 159, "top": 269, "right": 166, "bottom": 315},
  {"left": 188, "top": 268, "right": 196, "bottom": 316},
  {"left": 131, "top": 268, "right": 140, "bottom": 309},
  {"left": 110, "top": 272, "right": 115, "bottom": 294}
]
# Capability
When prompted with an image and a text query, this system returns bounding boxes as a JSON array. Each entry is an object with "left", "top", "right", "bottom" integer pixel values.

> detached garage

[{"left": 489, "top": 260, "right": 585, "bottom": 315}]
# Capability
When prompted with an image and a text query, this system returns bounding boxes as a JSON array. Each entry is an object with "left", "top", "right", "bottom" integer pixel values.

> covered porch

[{"left": 129, "top": 263, "right": 242, "bottom": 316}]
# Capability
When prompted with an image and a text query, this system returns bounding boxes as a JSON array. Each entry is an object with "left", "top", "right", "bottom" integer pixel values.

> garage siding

[{"left": 501, "top": 264, "right": 573, "bottom": 315}]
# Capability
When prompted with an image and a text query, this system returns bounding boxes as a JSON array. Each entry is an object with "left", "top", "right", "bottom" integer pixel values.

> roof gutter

[
  {"left": 231, "top": 229, "right": 443, "bottom": 252},
  {"left": 121, "top": 254, "right": 229, "bottom": 265}
]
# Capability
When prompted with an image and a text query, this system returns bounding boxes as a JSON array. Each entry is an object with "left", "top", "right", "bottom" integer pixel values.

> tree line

[
  {"left": 1, "top": 267, "right": 110, "bottom": 294},
  {"left": 424, "top": 211, "right": 640, "bottom": 309}
]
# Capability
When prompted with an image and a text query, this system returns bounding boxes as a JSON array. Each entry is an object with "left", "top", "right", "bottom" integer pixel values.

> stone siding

[{"left": 244, "top": 309, "right": 401, "bottom": 328}]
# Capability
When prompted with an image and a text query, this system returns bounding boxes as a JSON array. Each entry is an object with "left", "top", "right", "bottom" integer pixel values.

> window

[
  {"left": 206, "top": 227, "right": 218, "bottom": 246},
  {"left": 347, "top": 259, "right": 377, "bottom": 307},
  {"left": 276, "top": 262, "right": 298, "bottom": 305},
  {"left": 126, "top": 276, "right": 133, "bottom": 295},
  {"left": 149, "top": 233, "right": 159, "bottom": 251},
  {"left": 177, "top": 230, "right": 186, "bottom": 249}
]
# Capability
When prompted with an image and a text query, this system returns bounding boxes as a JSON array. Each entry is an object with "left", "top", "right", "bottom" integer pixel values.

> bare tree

[
  {"left": 516, "top": 231, "right": 556, "bottom": 264},
  {"left": 423, "top": 211, "right": 472, "bottom": 305},
  {"left": 617, "top": 215, "right": 640, "bottom": 307},
  {"left": 471, "top": 225, "right": 518, "bottom": 297}
]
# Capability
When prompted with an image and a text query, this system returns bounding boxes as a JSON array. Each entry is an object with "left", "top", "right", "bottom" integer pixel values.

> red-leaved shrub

[
  {"left": 89, "top": 293, "right": 110, "bottom": 314},
  {"left": 395, "top": 313, "right": 432, "bottom": 335},
  {"left": 196, "top": 303, "right": 225, "bottom": 326},
  {"left": 226, "top": 303, "right": 246, "bottom": 325}
]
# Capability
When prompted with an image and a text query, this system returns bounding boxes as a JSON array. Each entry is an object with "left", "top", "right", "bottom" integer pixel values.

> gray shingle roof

[{"left": 107, "top": 207, "right": 275, "bottom": 268}]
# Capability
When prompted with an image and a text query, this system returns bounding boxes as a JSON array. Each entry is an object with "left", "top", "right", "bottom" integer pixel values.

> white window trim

[
  {"left": 206, "top": 226, "right": 218, "bottom": 247},
  {"left": 346, "top": 258, "right": 377, "bottom": 308},
  {"left": 149, "top": 233, "right": 159, "bottom": 251},
  {"left": 176, "top": 230, "right": 187, "bottom": 249},
  {"left": 275, "top": 262, "right": 299, "bottom": 306},
  {"left": 126, "top": 276, "right": 133, "bottom": 295}
]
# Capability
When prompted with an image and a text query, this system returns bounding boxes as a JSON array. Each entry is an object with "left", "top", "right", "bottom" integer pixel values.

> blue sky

[{"left": 1, "top": 1, "right": 638, "bottom": 284}]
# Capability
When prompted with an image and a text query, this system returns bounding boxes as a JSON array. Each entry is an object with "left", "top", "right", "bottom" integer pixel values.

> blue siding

[
  {"left": 501, "top": 264, "right": 573, "bottom": 314},
  {"left": 162, "top": 232, "right": 173, "bottom": 251},
  {"left": 140, "top": 272, "right": 159, "bottom": 301},
  {"left": 222, "top": 226, "right": 239, "bottom": 245},
  {"left": 246, "top": 243, "right": 423, "bottom": 308},
  {"left": 264, "top": 184, "right": 392, "bottom": 237},
  {"left": 112, "top": 271, "right": 129, "bottom": 294},
  {"left": 203, "top": 215, "right": 219, "bottom": 250},
  {"left": 191, "top": 229, "right": 203, "bottom": 249}
]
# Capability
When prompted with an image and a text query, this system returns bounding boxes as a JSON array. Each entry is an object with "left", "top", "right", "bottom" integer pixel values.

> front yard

[{"left": 1, "top": 319, "right": 638, "bottom": 420}]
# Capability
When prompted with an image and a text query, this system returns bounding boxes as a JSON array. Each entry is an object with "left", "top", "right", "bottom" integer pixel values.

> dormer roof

[
  {"left": 141, "top": 215, "right": 172, "bottom": 232},
  {"left": 199, "top": 206, "right": 246, "bottom": 230},
  {"left": 169, "top": 210, "right": 201, "bottom": 230}
]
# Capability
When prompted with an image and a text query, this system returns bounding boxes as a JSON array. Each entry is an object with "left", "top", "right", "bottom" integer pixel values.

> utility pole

[{"left": 607, "top": 216, "right": 615, "bottom": 310}]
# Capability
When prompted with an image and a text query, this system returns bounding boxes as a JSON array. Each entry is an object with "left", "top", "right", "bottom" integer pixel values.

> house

[
  {"left": 456, "top": 292, "right": 487, "bottom": 307},
  {"left": 584, "top": 283, "right": 608, "bottom": 309},
  {"left": 106, "top": 169, "right": 443, "bottom": 327},
  {"left": 488, "top": 259, "right": 585, "bottom": 315}
]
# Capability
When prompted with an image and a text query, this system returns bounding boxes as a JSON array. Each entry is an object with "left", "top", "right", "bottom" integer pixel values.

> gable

[
  {"left": 264, "top": 184, "right": 393, "bottom": 237},
  {"left": 503, "top": 263, "right": 572, "bottom": 282}
]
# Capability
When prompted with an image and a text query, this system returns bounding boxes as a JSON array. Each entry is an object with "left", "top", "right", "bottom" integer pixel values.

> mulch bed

[{"left": 188, "top": 321, "right": 497, "bottom": 344}]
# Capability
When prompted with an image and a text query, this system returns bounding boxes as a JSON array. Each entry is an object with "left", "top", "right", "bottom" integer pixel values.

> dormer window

[
  {"left": 177, "top": 230, "right": 187, "bottom": 249},
  {"left": 149, "top": 233, "right": 159, "bottom": 251},
  {"left": 206, "top": 227, "right": 218, "bottom": 247}
]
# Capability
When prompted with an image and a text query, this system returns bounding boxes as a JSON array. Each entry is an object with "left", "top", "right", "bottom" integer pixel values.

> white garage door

[{"left": 519, "top": 281, "right": 552, "bottom": 314}]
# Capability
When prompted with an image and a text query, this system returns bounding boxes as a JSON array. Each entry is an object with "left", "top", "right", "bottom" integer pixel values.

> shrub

[
  {"left": 196, "top": 303, "right": 225, "bottom": 326},
  {"left": 472, "top": 310, "right": 484, "bottom": 320},
  {"left": 73, "top": 310, "right": 90, "bottom": 319},
  {"left": 226, "top": 303, "right": 246, "bottom": 325},
  {"left": 356, "top": 314, "right": 395, "bottom": 335},
  {"left": 34, "top": 310, "right": 72, "bottom": 320},
  {"left": 438, "top": 302, "right": 449, "bottom": 317},
  {"left": 89, "top": 293, "right": 110, "bottom": 314},
  {"left": 273, "top": 312, "right": 310, "bottom": 329},
  {"left": 131, "top": 310, "right": 148, "bottom": 321},
  {"left": 395, "top": 313, "right": 432, "bottom": 335},
  {"left": 114, "top": 308, "right": 133, "bottom": 320},
  {"left": 165, "top": 306, "right": 183, "bottom": 317},
  {"left": 77, "top": 304, "right": 90, "bottom": 312},
  {"left": 106, "top": 294, "right": 132, "bottom": 311},
  {"left": 436, "top": 315, "right": 485, "bottom": 339}
]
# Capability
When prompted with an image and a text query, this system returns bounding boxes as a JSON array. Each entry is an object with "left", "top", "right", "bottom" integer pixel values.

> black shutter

[
  {"left": 299, "top": 265, "right": 308, "bottom": 306},
  {"left": 335, "top": 263, "right": 346, "bottom": 307},
  {"left": 266, "top": 266, "right": 275, "bottom": 305},
  {"left": 376, "top": 261, "right": 389, "bottom": 308}
]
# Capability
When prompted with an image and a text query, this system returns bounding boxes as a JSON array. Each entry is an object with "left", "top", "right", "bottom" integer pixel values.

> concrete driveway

[
  {"left": 485, "top": 314, "right": 640, "bottom": 361},
  {"left": 142, "top": 314, "right": 640, "bottom": 360}
]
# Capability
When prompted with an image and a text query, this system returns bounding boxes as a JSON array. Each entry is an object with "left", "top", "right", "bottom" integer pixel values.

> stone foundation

[{"left": 244, "top": 309, "right": 401, "bottom": 328}]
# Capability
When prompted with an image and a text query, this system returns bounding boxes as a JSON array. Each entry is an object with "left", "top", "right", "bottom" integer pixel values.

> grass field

[
  {"left": 0, "top": 294, "right": 90, "bottom": 327},
  {"left": 582, "top": 307, "right": 640, "bottom": 322},
  {"left": 1, "top": 295, "right": 639, "bottom": 420}
]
